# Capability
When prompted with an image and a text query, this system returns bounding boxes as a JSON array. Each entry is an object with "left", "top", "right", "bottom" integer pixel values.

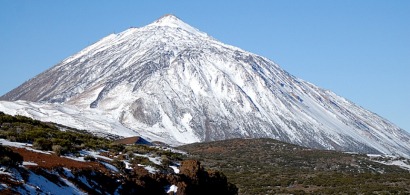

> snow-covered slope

[
  {"left": 1, "top": 15, "right": 410, "bottom": 156},
  {"left": 0, "top": 100, "right": 182, "bottom": 145}
]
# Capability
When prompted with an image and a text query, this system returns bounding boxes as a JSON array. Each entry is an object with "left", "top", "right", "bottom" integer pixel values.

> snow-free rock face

[{"left": 1, "top": 15, "right": 410, "bottom": 156}]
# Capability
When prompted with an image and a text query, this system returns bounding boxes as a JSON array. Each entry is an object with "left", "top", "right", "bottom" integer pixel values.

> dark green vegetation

[
  {"left": 0, "top": 144, "right": 23, "bottom": 167},
  {"left": 179, "top": 138, "right": 410, "bottom": 194},
  {"left": 0, "top": 111, "right": 186, "bottom": 171},
  {"left": 0, "top": 112, "right": 185, "bottom": 171},
  {"left": 0, "top": 112, "right": 112, "bottom": 155}
]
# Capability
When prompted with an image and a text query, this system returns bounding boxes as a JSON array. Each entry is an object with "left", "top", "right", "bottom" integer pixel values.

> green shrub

[
  {"left": 84, "top": 155, "right": 96, "bottom": 161},
  {"left": 33, "top": 137, "right": 53, "bottom": 151},
  {"left": 0, "top": 113, "right": 113, "bottom": 154},
  {"left": 108, "top": 143, "right": 125, "bottom": 153},
  {"left": 130, "top": 156, "right": 152, "bottom": 166},
  {"left": 161, "top": 155, "right": 172, "bottom": 167},
  {"left": 112, "top": 159, "right": 126, "bottom": 172},
  {"left": 52, "top": 145, "right": 63, "bottom": 156},
  {"left": 0, "top": 144, "right": 23, "bottom": 167}
]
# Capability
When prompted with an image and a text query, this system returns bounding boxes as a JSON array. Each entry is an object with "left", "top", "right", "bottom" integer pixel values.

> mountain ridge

[{"left": 1, "top": 15, "right": 410, "bottom": 156}]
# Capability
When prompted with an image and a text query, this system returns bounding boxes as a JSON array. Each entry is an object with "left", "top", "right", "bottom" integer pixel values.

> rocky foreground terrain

[
  {"left": 0, "top": 112, "right": 237, "bottom": 194},
  {"left": 2, "top": 113, "right": 410, "bottom": 194}
]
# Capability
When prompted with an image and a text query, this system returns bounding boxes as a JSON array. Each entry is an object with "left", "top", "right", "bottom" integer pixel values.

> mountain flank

[{"left": 1, "top": 14, "right": 410, "bottom": 156}]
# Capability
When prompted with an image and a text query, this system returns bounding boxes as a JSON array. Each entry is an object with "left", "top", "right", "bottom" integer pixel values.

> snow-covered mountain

[{"left": 1, "top": 15, "right": 410, "bottom": 156}]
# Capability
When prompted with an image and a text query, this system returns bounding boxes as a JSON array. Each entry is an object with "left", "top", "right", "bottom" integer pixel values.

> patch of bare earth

[{"left": 10, "top": 147, "right": 108, "bottom": 172}]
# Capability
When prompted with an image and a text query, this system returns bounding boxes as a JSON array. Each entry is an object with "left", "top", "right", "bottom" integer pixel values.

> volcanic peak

[{"left": 148, "top": 14, "right": 207, "bottom": 37}]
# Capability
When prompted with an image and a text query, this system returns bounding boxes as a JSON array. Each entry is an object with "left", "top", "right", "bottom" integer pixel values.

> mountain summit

[
  {"left": 153, "top": 14, "right": 182, "bottom": 25},
  {"left": 1, "top": 15, "right": 410, "bottom": 156},
  {"left": 149, "top": 14, "right": 201, "bottom": 33}
]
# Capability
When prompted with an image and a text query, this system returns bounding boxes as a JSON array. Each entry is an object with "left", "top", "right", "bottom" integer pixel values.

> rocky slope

[
  {"left": 1, "top": 15, "right": 410, "bottom": 156},
  {"left": 0, "top": 112, "right": 237, "bottom": 194}
]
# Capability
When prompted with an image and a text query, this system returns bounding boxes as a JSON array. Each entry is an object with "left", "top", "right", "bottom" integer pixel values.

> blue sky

[{"left": 0, "top": 1, "right": 409, "bottom": 132}]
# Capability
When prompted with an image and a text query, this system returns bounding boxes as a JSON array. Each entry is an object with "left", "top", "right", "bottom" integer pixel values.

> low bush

[
  {"left": 84, "top": 155, "right": 96, "bottom": 161},
  {"left": 0, "top": 144, "right": 23, "bottom": 167},
  {"left": 0, "top": 113, "right": 112, "bottom": 154},
  {"left": 179, "top": 138, "right": 410, "bottom": 194}
]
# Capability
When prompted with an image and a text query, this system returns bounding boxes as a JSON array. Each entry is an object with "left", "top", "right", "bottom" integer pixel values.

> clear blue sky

[{"left": 1, "top": 1, "right": 409, "bottom": 132}]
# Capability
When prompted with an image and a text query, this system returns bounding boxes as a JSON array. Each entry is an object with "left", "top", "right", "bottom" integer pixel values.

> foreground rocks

[
  {"left": 124, "top": 159, "right": 237, "bottom": 195},
  {"left": 0, "top": 146, "right": 237, "bottom": 195}
]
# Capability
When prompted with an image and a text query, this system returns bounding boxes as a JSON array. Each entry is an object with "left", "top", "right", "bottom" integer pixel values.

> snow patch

[
  {"left": 138, "top": 164, "right": 158, "bottom": 174},
  {"left": 134, "top": 153, "right": 162, "bottom": 165},
  {"left": 166, "top": 184, "right": 178, "bottom": 193},
  {"left": 181, "top": 112, "right": 193, "bottom": 131},
  {"left": 26, "top": 170, "right": 86, "bottom": 195},
  {"left": 80, "top": 150, "right": 113, "bottom": 161},
  {"left": 0, "top": 139, "right": 51, "bottom": 155},
  {"left": 368, "top": 154, "right": 410, "bottom": 171},
  {"left": 23, "top": 161, "right": 38, "bottom": 166},
  {"left": 101, "top": 162, "right": 119, "bottom": 173},
  {"left": 0, "top": 183, "right": 8, "bottom": 190},
  {"left": 0, "top": 168, "right": 12, "bottom": 176},
  {"left": 63, "top": 168, "right": 75, "bottom": 178},
  {"left": 169, "top": 165, "right": 180, "bottom": 174}
]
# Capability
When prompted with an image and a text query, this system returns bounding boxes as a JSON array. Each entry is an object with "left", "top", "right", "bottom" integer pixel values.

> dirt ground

[{"left": 11, "top": 147, "right": 108, "bottom": 171}]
